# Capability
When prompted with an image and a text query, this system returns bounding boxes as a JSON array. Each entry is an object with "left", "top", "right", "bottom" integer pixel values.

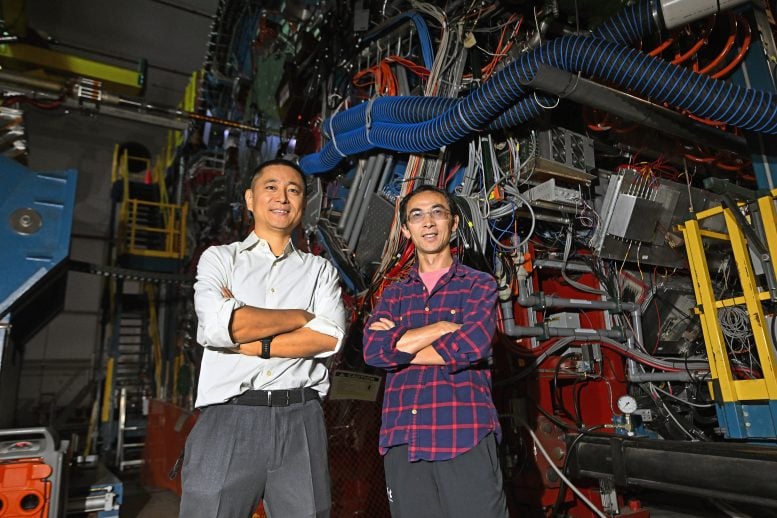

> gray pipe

[
  {"left": 534, "top": 258, "right": 592, "bottom": 273},
  {"left": 505, "top": 324, "right": 626, "bottom": 340},
  {"left": 517, "top": 291, "right": 639, "bottom": 313},
  {"left": 626, "top": 309, "right": 645, "bottom": 376},
  {"left": 522, "top": 64, "right": 748, "bottom": 156},
  {"left": 500, "top": 301, "right": 518, "bottom": 337},
  {"left": 344, "top": 154, "right": 381, "bottom": 241},
  {"left": 340, "top": 155, "right": 374, "bottom": 237},
  {"left": 659, "top": 0, "right": 753, "bottom": 30},
  {"left": 349, "top": 154, "right": 386, "bottom": 250},
  {"left": 376, "top": 155, "right": 395, "bottom": 193},
  {"left": 0, "top": 70, "right": 65, "bottom": 93},
  {"left": 627, "top": 371, "right": 705, "bottom": 382}
]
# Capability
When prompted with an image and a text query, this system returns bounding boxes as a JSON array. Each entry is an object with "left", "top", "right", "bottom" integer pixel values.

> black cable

[
  {"left": 552, "top": 353, "right": 581, "bottom": 424},
  {"left": 532, "top": 397, "right": 577, "bottom": 432},
  {"left": 571, "top": 377, "right": 585, "bottom": 429},
  {"left": 552, "top": 355, "right": 566, "bottom": 416}
]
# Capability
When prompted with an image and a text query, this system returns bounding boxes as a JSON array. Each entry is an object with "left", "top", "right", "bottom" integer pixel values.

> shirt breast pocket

[{"left": 442, "top": 305, "right": 463, "bottom": 324}]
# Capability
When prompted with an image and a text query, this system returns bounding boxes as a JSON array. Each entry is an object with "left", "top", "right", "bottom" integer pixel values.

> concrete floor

[
  {"left": 118, "top": 478, "right": 775, "bottom": 518},
  {"left": 120, "top": 474, "right": 180, "bottom": 518},
  {"left": 132, "top": 488, "right": 180, "bottom": 517}
]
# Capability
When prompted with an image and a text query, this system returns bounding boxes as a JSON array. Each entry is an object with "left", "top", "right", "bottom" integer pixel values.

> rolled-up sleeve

[
  {"left": 432, "top": 275, "right": 497, "bottom": 373},
  {"left": 194, "top": 246, "right": 244, "bottom": 349},
  {"left": 308, "top": 260, "right": 347, "bottom": 358},
  {"left": 363, "top": 285, "right": 415, "bottom": 369}
]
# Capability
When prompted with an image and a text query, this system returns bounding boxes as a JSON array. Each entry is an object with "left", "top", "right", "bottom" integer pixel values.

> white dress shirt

[{"left": 193, "top": 232, "right": 346, "bottom": 407}]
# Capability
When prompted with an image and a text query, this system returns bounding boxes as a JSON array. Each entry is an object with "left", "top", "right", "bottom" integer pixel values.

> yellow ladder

[{"left": 678, "top": 189, "right": 777, "bottom": 439}]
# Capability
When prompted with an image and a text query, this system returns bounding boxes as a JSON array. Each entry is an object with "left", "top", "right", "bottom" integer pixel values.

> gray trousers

[
  {"left": 179, "top": 399, "right": 330, "bottom": 518},
  {"left": 383, "top": 433, "right": 509, "bottom": 518}
]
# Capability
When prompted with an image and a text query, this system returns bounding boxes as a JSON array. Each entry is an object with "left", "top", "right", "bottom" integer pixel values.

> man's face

[
  {"left": 400, "top": 190, "right": 458, "bottom": 256},
  {"left": 244, "top": 164, "right": 305, "bottom": 237}
]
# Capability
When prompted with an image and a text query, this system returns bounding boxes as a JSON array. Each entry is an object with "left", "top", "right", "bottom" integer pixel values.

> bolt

[
  {"left": 551, "top": 446, "right": 565, "bottom": 461},
  {"left": 19, "top": 214, "right": 32, "bottom": 227}
]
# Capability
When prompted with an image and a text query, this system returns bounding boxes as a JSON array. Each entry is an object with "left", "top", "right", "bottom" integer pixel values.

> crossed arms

[
  {"left": 226, "top": 288, "right": 338, "bottom": 357},
  {"left": 362, "top": 277, "right": 497, "bottom": 372},
  {"left": 368, "top": 318, "right": 461, "bottom": 365},
  {"left": 194, "top": 247, "right": 345, "bottom": 359}
]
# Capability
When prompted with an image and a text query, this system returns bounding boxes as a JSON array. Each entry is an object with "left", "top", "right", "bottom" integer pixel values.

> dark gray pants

[
  {"left": 383, "top": 433, "right": 509, "bottom": 518},
  {"left": 179, "top": 399, "right": 330, "bottom": 518}
]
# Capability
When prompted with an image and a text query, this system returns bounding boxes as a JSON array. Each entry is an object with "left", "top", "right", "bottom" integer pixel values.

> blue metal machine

[{"left": 0, "top": 157, "right": 77, "bottom": 425}]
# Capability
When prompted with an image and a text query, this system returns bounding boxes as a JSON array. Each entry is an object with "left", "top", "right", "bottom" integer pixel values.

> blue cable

[{"left": 359, "top": 10, "right": 436, "bottom": 70}]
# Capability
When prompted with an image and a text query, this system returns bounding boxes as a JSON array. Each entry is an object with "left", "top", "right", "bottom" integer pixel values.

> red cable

[
  {"left": 695, "top": 13, "right": 737, "bottom": 75},
  {"left": 712, "top": 15, "right": 751, "bottom": 79}
]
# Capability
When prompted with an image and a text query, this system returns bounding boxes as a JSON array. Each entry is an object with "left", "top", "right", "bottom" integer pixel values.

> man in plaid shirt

[{"left": 363, "top": 185, "right": 509, "bottom": 518}]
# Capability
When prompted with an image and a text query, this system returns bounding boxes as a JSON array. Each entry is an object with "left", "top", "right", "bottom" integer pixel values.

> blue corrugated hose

[{"left": 301, "top": 0, "right": 775, "bottom": 174}]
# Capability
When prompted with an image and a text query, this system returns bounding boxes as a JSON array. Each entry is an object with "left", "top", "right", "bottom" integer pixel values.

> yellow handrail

[
  {"left": 145, "top": 284, "right": 163, "bottom": 397},
  {"left": 678, "top": 189, "right": 777, "bottom": 404},
  {"left": 112, "top": 143, "right": 187, "bottom": 261},
  {"left": 122, "top": 199, "right": 187, "bottom": 259}
]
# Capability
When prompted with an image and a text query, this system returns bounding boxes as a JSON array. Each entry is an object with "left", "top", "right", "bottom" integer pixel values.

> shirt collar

[
  {"left": 238, "top": 232, "right": 305, "bottom": 262},
  {"left": 403, "top": 256, "right": 465, "bottom": 284}
]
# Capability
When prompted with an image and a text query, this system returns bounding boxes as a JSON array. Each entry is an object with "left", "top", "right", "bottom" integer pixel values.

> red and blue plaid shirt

[{"left": 363, "top": 259, "right": 501, "bottom": 462}]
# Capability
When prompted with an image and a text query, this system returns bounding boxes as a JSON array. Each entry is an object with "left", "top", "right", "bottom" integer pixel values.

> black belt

[{"left": 228, "top": 387, "right": 319, "bottom": 407}]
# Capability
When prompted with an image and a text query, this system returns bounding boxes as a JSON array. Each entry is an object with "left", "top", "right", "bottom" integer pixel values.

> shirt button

[
  {"left": 450, "top": 309, "right": 456, "bottom": 315},
  {"left": 270, "top": 288, "right": 276, "bottom": 293},
  {"left": 411, "top": 409, "right": 417, "bottom": 415},
  {"left": 424, "top": 307, "right": 430, "bottom": 312},
  {"left": 267, "top": 371, "right": 272, "bottom": 376}
]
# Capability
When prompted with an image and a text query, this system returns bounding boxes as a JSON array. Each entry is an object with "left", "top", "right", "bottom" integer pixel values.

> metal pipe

[
  {"left": 349, "top": 154, "right": 386, "bottom": 250},
  {"left": 659, "top": 0, "right": 752, "bottom": 30},
  {"left": 625, "top": 338, "right": 641, "bottom": 377},
  {"left": 571, "top": 434, "right": 777, "bottom": 508},
  {"left": 496, "top": 260, "right": 518, "bottom": 336},
  {"left": 517, "top": 292, "right": 639, "bottom": 313},
  {"left": 515, "top": 210, "right": 572, "bottom": 225},
  {"left": 376, "top": 155, "right": 395, "bottom": 193},
  {"left": 522, "top": 64, "right": 748, "bottom": 156},
  {"left": 499, "top": 301, "right": 518, "bottom": 336},
  {"left": 627, "top": 371, "right": 702, "bottom": 382},
  {"left": 0, "top": 70, "right": 65, "bottom": 93},
  {"left": 343, "top": 155, "right": 377, "bottom": 240},
  {"left": 534, "top": 258, "right": 592, "bottom": 273},
  {"left": 337, "top": 159, "right": 368, "bottom": 234},
  {"left": 626, "top": 309, "right": 645, "bottom": 376},
  {"left": 505, "top": 325, "right": 625, "bottom": 340}
]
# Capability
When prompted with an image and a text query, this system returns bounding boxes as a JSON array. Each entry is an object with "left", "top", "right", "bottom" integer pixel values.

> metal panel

[{"left": 0, "top": 157, "right": 77, "bottom": 317}]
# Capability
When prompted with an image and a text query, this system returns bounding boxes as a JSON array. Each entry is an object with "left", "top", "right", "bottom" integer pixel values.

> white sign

[{"left": 329, "top": 370, "right": 382, "bottom": 401}]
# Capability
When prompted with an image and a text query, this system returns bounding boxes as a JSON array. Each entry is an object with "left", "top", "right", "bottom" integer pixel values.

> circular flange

[{"left": 10, "top": 208, "right": 43, "bottom": 235}]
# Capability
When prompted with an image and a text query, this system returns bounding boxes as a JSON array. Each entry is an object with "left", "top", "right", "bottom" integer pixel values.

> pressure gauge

[{"left": 617, "top": 395, "right": 638, "bottom": 415}]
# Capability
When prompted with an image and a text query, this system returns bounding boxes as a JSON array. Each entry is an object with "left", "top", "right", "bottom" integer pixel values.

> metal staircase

[
  {"left": 101, "top": 286, "right": 153, "bottom": 470},
  {"left": 92, "top": 143, "right": 187, "bottom": 469}
]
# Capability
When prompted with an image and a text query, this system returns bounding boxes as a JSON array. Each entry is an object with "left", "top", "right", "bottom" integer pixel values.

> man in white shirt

[{"left": 180, "top": 159, "right": 346, "bottom": 518}]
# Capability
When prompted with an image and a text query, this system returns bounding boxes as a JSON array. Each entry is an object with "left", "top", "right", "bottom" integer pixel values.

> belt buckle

[{"left": 266, "top": 391, "right": 272, "bottom": 406}]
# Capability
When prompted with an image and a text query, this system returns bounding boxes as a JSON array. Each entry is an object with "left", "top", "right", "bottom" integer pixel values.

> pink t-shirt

[{"left": 419, "top": 266, "right": 450, "bottom": 293}]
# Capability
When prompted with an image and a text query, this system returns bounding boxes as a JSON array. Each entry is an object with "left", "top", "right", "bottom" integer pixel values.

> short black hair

[
  {"left": 398, "top": 184, "right": 457, "bottom": 226},
  {"left": 248, "top": 158, "right": 307, "bottom": 197}
]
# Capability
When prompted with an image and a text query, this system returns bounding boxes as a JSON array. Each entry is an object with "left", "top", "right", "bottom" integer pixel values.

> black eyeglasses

[{"left": 406, "top": 207, "right": 451, "bottom": 225}]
